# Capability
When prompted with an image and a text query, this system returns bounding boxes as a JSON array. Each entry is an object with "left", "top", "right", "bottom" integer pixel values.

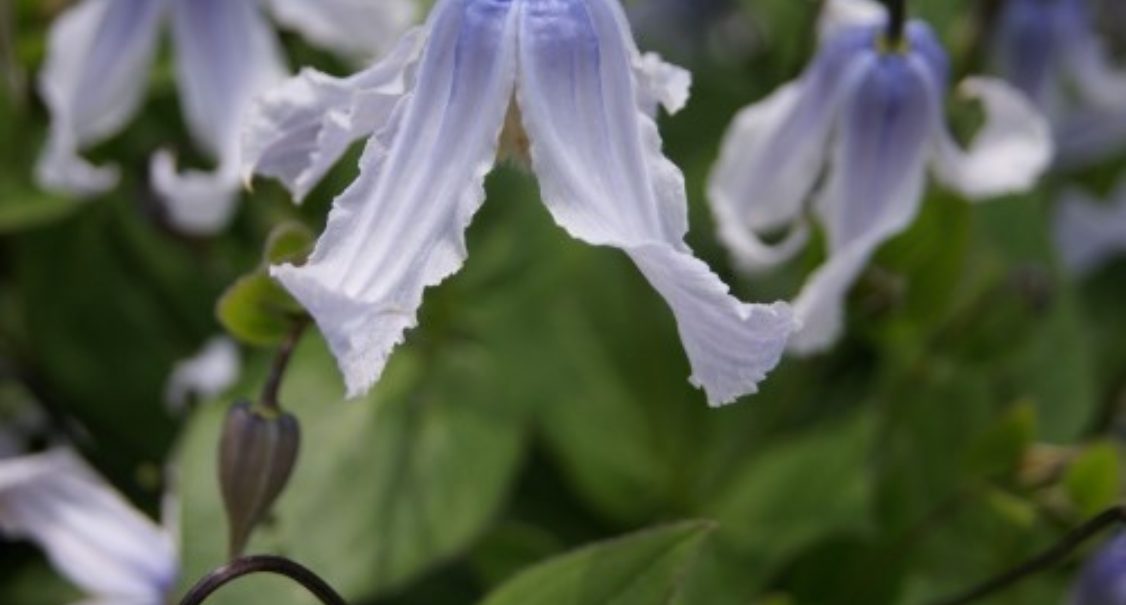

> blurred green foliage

[{"left": 1, "top": 1, "right": 1125, "bottom": 605}]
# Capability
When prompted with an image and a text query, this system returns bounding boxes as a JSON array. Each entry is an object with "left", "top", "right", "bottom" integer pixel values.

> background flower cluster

[{"left": 0, "top": 1, "right": 1125, "bottom": 604}]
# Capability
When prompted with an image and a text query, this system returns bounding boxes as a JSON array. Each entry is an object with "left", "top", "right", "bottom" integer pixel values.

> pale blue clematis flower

[
  {"left": 1070, "top": 533, "right": 1126, "bottom": 605},
  {"left": 0, "top": 448, "right": 177, "bottom": 605},
  {"left": 709, "top": 0, "right": 1052, "bottom": 354},
  {"left": 36, "top": 0, "right": 416, "bottom": 235},
  {"left": 993, "top": 0, "right": 1126, "bottom": 167},
  {"left": 1054, "top": 176, "right": 1126, "bottom": 275},
  {"left": 242, "top": 0, "right": 798, "bottom": 407},
  {"left": 163, "top": 336, "right": 241, "bottom": 412}
]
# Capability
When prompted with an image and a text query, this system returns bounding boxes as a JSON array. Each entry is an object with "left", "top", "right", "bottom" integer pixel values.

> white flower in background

[
  {"left": 36, "top": 0, "right": 417, "bottom": 235},
  {"left": 708, "top": 0, "right": 1051, "bottom": 354},
  {"left": 1054, "top": 177, "right": 1126, "bottom": 275},
  {"left": 993, "top": 0, "right": 1126, "bottom": 167},
  {"left": 0, "top": 448, "right": 177, "bottom": 605},
  {"left": 164, "top": 337, "right": 241, "bottom": 412},
  {"left": 243, "top": 0, "right": 797, "bottom": 407}
]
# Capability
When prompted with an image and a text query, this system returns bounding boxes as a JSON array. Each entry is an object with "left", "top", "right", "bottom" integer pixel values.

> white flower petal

[
  {"left": 163, "top": 336, "right": 241, "bottom": 411},
  {"left": 634, "top": 51, "right": 691, "bottom": 116},
  {"left": 35, "top": 0, "right": 166, "bottom": 196},
  {"left": 708, "top": 29, "right": 874, "bottom": 272},
  {"left": 149, "top": 151, "right": 240, "bottom": 235},
  {"left": 153, "top": 0, "right": 287, "bottom": 234},
  {"left": 170, "top": 0, "right": 285, "bottom": 158},
  {"left": 242, "top": 29, "right": 425, "bottom": 202},
  {"left": 1067, "top": 30, "right": 1126, "bottom": 112},
  {"left": 518, "top": 0, "right": 795, "bottom": 406},
  {"left": 0, "top": 449, "right": 176, "bottom": 601},
  {"left": 930, "top": 77, "right": 1052, "bottom": 200},
  {"left": 1053, "top": 178, "right": 1126, "bottom": 275},
  {"left": 792, "top": 54, "right": 936, "bottom": 354},
  {"left": 265, "top": 0, "right": 417, "bottom": 59},
  {"left": 272, "top": 0, "right": 519, "bottom": 397},
  {"left": 818, "top": 0, "right": 884, "bottom": 41}
]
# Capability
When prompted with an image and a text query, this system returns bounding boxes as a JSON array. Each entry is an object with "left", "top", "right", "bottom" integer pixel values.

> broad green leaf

[
  {"left": 704, "top": 412, "right": 876, "bottom": 559},
  {"left": 216, "top": 272, "right": 302, "bottom": 347},
  {"left": 176, "top": 335, "right": 527, "bottom": 604},
  {"left": 10, "top": 202, "right": 219, "bottom": 474},
  {"left": 1065, "top": 443, "right": 1121, "bottom": 518},
  {"left": 874, "top": 364, "right": 993, "bottom": 535},
  {"left": 479, "top": 522, "right": 714, "bottom": 605},
  {"left": 0, "top": 184, "right": 82, "bottom": 233},
  {"left": 263, "top": 222, "right": 315, "bottom": 265},
  {"left": 964, "top": 401, "right": 1037, "bottom": 480}
]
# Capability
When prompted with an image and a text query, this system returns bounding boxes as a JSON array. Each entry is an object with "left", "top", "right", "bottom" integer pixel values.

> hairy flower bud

[{"left": 218, "top": 401, "right": 300, "bottom": 558}]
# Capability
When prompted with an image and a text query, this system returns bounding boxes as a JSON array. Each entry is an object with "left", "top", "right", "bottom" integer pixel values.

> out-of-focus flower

[
  {"left": 1053, "top": 176, "right": 1126, "bottom": 275},
  {"left": 0, "top": 448, "right": 177, "bottom": 604},
  {"left": 164, "top": 337, "right": 241, "bottom": 411},
  {"left": 37, "top": 0, "right": 417, "bottom": 235},
  {"left": 243, "top": 0, "right": 797, "bottom": 407},
  {"left": 993, "top": 0, "right": 1126, "bottom": 167},
  {"left": 709, "top": 0, "right": 1051, "bottom": 354},
  {"left": 1070, "top": 533, "right": 1126, "bottom": 605}
]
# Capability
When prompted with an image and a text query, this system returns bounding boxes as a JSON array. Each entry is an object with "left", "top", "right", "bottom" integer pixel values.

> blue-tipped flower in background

[
  {"left": 36, "top": 0, "right": 416, "bottom": 235},
  {"left": 1071, "top": 533, "right": 1126, "bottom": 605},
  {"left": 993, "top": 0, "right": 1126, "bottom": 167},
  {"left": 0, "top": 448, "right": 178, "bottom": 604},
  {"left": 708, "top": 0, "right": 1052, "bottom": 354},
  {"left": 1054, "top": 176, "right": 1126, "bottom": 276},
  {"left": 242, "top": 0, "right": 798, "bottom": 407}
]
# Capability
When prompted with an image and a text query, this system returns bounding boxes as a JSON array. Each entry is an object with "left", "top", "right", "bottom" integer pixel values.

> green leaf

[
  {"left": 874, "top": 364, "right": 993, "bottom": 535},
  {"left": 1065, "top": 443, "right": 1121, "bottom": 518},
  {"left": 704, "top": 413, "right": 875, "bottom": 560},
  {"left": 479, "top": 522, "right": 714, "bottom": 605},
  {"left": 216, "top": 272, "right": 302, "bottom": 347},
  {"left": 0, "top": 184, "right": 82, "bottom": 234},
  {"left": 177, "top": 335, "right": 527, "bottom": 604},
  {"left": 964, "top": 401, "right": 1037, "bottom": 479},
  {"left": 263, "top": 222, "right": 315, "bottom": 265}
]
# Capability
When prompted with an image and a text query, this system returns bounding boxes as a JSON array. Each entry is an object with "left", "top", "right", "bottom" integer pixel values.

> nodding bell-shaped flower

[
  {"left": 993, "top": 0, "right": 1126, "bottom": 167},
  {"left": 1070, "top": 532, "right": 1126, "bottom": 605},
  {"left": 36, "top": 0, "right": 416, "bottom": 235},
  {"left": 243, "top": 0, "right": 798, "bottom": 407},
  {"left": 1053, "top": 176, "right": 1126, "bottom": 276},
  {"left": 0, "top": 448, "right": 178, "bottom": 605},
  {"left": 708, "top": 0, "right": 1052, "bottom": 354}
]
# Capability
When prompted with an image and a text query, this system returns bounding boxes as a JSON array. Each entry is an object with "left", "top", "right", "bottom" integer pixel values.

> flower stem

[
  {"left": 928, "top": 505, "right": 1126, "bottom": 605},
  {"left": 258, "top": 319, "right": 307, "bottom": 412},
  {"left": 177, "top": 555, "right": 346, "bottom": 605},
  {"left": 885, "top": 0, "right": 907, "bottom": 45}
]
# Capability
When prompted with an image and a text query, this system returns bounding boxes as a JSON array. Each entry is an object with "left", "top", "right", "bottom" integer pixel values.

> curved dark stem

[
  {"left": 177, "top": 555, "right": 346, "bottom": 605},
  {"left": 884, "top": 0, "right": 907, "bottom": 45},
  {"left": 929, "top": 505, "right": 1126, "bottom": 605},
  {"left": 258, "top": 319, "right": 308, "bottom": 412}
]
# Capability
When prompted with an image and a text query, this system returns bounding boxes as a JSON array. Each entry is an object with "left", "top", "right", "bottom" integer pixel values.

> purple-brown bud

[{"left": 218, "top": 401, "right": 300, "bottom": 558}]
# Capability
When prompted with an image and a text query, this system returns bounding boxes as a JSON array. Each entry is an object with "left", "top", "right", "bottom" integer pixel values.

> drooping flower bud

[{"left": 218, "top": 400, "right": 300, "bottom": 558}]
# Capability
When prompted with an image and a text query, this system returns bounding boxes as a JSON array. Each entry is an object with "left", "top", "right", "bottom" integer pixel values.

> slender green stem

[
  {"left": 258, "top": 319, "right": 307, "bottom": 412},
  {"left": 929, "top": 506, "right": 1126, "bottom": 605},
  {"left": 177, "top": 555, "right": 346, "bottom": 605}
]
